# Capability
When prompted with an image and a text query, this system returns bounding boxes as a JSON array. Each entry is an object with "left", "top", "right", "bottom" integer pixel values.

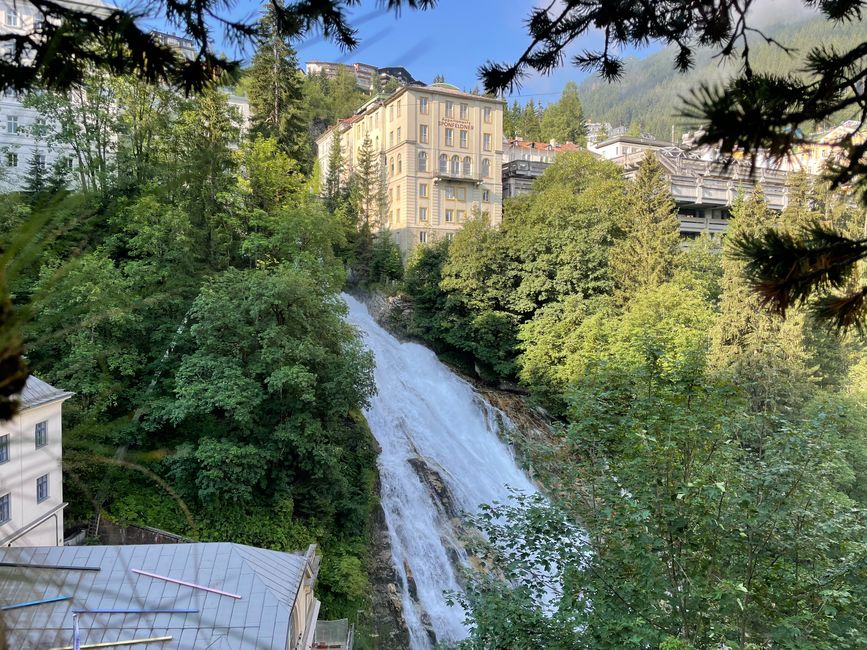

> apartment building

[
  {"left": 305, "top": 61, "right": 420, "bottom": 91},
  {"left": 316, "top": 83, "right": 504, "bottom": 253},
  {"left": 0, "top": 376, "right": 73, "bottom": 547}
]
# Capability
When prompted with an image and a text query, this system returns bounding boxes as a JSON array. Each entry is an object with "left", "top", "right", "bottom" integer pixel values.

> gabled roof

[
  {"left": 19, "top": 376, "right": 73, "bottom": 410},
  {"left": 0, "top": 542, "right": 313, "bottom": 650}
]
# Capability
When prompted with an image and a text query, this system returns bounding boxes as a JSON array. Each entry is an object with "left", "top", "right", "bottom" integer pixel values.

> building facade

[
  {"left": 501, "top": 138, "right": 581, "bottom": 199},
  {"left": 317, "top": 83, "right": 504, "bottom": 253},
  {"left": 305, "top": 61, "right": 421, "bottom": 91},
  {"left": 0, "top": 376, "right": 72, "bottom": 547}
]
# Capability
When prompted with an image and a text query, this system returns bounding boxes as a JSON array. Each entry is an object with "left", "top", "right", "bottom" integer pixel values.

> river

[{"left": 343, "top": 294, "right": 538, "bottom": 649}]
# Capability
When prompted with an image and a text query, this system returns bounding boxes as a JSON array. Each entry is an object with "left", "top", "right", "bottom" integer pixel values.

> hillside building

[
  {"left": 0, "top": 376, "right": 73, "bottom": 547},
  {"left": 501, "top": 138, "right": 581, "bottom": 199},
  {"left": 305, "top": 61, "right": 421, "bottom": 91},
  {"left": 316, "top": 83, "right": 505, "bottom": 253}
]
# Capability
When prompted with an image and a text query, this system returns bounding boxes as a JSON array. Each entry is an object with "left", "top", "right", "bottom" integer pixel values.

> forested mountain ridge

[{"left": 577, "top": 15, "right": 865, "bottom": 141}]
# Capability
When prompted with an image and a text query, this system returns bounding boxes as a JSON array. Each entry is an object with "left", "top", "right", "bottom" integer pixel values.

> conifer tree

[
  {"left": 247, "top": 7, "right": 308, "bottom": 165},
  {"left": 609, "top": 153, "right": 680, "bottom": 302},
  {"left": 540, "top": 81, "right": 586, "bottom": 144},
  {"left": 23, "top": 151, "right": 46, "bottom": 195},
  {"left": 710, "top": 189, "right": 817, "bottom": 416},
  {"left": 504, "top": 100, "right": 521, "bottom": 139},
  {"left": 351, "top": 135, "right": 384, "bottom": 230},
  {"left": 521, "top": 100, "right": 542, "bottom": 142},
  {"left": 324, "top": 130, "right": 343, "bottom": 211}
]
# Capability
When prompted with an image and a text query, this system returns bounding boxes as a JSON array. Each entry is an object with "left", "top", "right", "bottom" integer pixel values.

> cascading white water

[{"left": 343, "top": 295, "right": 538, "bottom": 649}]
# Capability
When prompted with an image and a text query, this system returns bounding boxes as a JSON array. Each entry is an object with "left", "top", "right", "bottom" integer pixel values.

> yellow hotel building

[{"left": 316, "top": 83, "right": 504, "bottom": 254}]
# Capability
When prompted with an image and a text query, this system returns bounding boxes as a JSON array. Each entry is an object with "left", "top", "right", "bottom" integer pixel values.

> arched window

[
  {"left": 439, "top": 154, "right": 447, "bottom": 174},
  {"left": 397, "top": 154, "right": 402, "bottom": 174},
  {"left": 418, "top": 151, "right": 427, "bottom": 172},
  {"left": 463, "top": 156, "right": 472, "bottom": 176},
  {"left": 389, "top": 157, "right": 394, "bottom": 176},
  {"left": 482, "top": 158, "right": 491, "bottom": 178},
  {"left": 450, "top": 155, "right": 460, "bottom": 175}
]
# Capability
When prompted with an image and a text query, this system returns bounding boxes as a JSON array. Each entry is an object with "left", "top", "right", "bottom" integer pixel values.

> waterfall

[{"left": 343, "top": 294, "right": 538, "bottom": 649}]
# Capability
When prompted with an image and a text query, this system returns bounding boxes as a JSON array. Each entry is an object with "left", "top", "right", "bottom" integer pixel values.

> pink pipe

[{"left": 131, "top": 569, "right": 242, "bottom": 599}]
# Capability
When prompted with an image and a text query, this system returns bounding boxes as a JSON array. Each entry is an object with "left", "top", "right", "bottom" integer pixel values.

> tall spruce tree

[
  {"left": 324, "top": 130, "right": 343, "bottom": 211},
  {"left": 609, "top": 153, "right": 680, "bottom": 302},
  {"left": 23, "top": 151, "right": 46, "bottom": 195},
  {"left": 247, "top": 8, "right": 308, "bottom": 165},
  {"left": 351, "top": 135, "right": 384, "bottom": 230},
  {"left": 710, "top": 189, "right": 817, "bottom": 416},
  {"left": 521, "top": 100, "right": 542, "bottom": 142},
  {"left": 504, "top": 100, "right": 521, "bottom": 139},
  {"left": 540, "top": 81, "right": 586, "bottom": 144}
]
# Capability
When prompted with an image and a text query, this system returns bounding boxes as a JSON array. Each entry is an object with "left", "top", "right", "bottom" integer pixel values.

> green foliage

[
  {"left": 539, "top": 81, "right": 586, "bottom": 144},
  {"left": 247, "top": 7, "right": 309, "bottom": 166},
  {"left": 609, "top": 153, "right": 681, "bottom": 302}
]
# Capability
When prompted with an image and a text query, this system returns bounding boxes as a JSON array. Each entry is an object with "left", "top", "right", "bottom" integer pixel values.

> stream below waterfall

[{"left": 343, "top": 294, "right": 538, "bottom": 649}]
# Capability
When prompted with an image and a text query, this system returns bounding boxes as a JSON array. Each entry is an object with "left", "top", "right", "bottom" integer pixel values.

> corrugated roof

[
  {"left": 19, "top": 376, "right": 73, "bottom": 410},
  {"left": 0, "top": 543, "right": 310, "bottom": 650}
]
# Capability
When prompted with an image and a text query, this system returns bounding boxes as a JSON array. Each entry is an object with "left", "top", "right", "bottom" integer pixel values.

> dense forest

[
  {"left": 391, "top": 153, "right": 867, "bottom": 648},
  {"left": 2, "top": 11, "right": 400, "bottom": 636}
]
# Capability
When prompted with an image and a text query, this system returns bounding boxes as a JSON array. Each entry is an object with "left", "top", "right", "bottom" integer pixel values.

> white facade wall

[{"left": 0, "top": 393, "right": 70, "bottom": 547}]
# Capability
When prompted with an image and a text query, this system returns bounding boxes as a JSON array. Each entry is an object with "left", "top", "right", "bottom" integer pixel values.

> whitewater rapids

[{"left": 343, "top": 294, "right": 538, "bottom": 649}]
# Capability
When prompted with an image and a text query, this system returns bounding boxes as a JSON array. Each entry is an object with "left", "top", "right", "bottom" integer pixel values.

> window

[
  {"left": 0, "top": 435, "right": 7, "bottom": 464},
  {"left": 450, "top": 155, "right": 460, "bottom": 175},
  {"left": 389, "top": 131, "right": 394, "bottom": 147},
  {"left": 389, "top": 105, "right": 394, "bottom": 121},
  {"left": 36, "top": 420, "right": 47, "bottom": 448},
  {"left": 5, "top": 9, "right": 18, "bottom": 28},
  {"left": 483, "top": 107, "right": 492, "bottom": 123},
  {"left": 417, "top": 151, "right": 427, "bottom": 172},
  {"left": 7, "top": 115, "right": 18, "bottom": 135},
  {"left": 446, "top": 186, "right": 455, "bottom": 199},
  {"left": 419, "top": 97, "right": 429, "bottom": 114},
  {"left": 419, "top": 183, "right": 428, "bottom": 198},
  {"left": 446, "top": 232, "right": 455, "bottom": 242},
  {"left": 439, "top": 154, "right": 447, "bottom": 173},
  {"left": 396, "top": 208, "right": 400, "bottom": 223},
  {"left": 445, "top": 209, "right": 454, "bottom": 223},
  {"left": 397, "top": 127, "right": 401, "bottom": 142},
  {"left": 445, "top": 128, "right": 453, "bottom": 146},
  {"left": 396, "top": 100, "right": 401, "bottom": 117},
  {"left": 483, "top": 133, "right": 492, "bottom": 151},
  {"left": 460, "top": 103, "right": 468, "bottom": 119},
  {"left": 419, "top": 207, "right": 427, "bottom": 221},
  {"left": 64, "top": 157, "right": 73, "bottom": 170},
  {"left": 6, "top": 152, "right": 17, "bottom": 168},
  {"left": 457, "top": 210, "right": 465, "bottom": 222},
  {"left": 457, "top": 187, "right": 466, "bottom": 201},
  {"left": 419, "top": 124, "right": 428, "bottom": 143},
  {"left": 0, "top": 494, "right": 9, "bottom": 524},
  {"left": 419, "top": 231, "right": 427, "bottom": 243},
  {"left": 389, "top": 157, "right": 394, "bottom": 176},
  {"left": 445, "top": 101, "right": 454, "bottom": 117},
  {"left": 37, "top": 474, "right": 49, "bottom": 503},
  {"left": 396, "top": 184, "right": 401, "bottom": 201},
  {"left": 459, "top": 130, "right": 468, "bottom": 148},
  {"left": 482, "top": 189, "right": 490, "bottom": 202},
  {"left": 397, "top": 154, "right": 402, "bottom": 174},
  {"left": 482, "top": 158, "right": 491, "bottom": 178},
  {"left": 463, "top": 156, "right": 471, "bottom": 176}
]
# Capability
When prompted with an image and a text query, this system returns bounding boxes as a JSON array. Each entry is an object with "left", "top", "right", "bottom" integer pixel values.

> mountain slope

[{"left": 578, "top": 16, "right": 865, "bottom": 141}]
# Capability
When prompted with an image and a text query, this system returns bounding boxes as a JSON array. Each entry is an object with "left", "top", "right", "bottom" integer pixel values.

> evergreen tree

[
  {"left": 351, "top": 135, "right": 384, "bottom": 230},
  {"left": 609, "top": 153, "right": 680, "bottom": 302},
  {"left": 540, "top": 81, "right": 587, "bottom": 144},
  {"left": 432, "top": 73, "right": 445, "bottom": 84},
  {"left": 521, "top": 100, "right": 542, "bottom": 142},
  {"left": 626, "top": 120, "right": 642, "bottom": 137},
  {"left": 709, "top": 189, "right": 817, "bottom": 416},
  {"left": 23, "top": 150, "right": 46, "bottom": 195},
  {"left": 504, "top": 100, "right": 521, "bottom": 139},
  {"left": 45, "top": 156, "right": 70, "bottom": 193},
  {"left": 324, "top": 130, "right": 343, "bottom": 211},
  {"left": 247, "top": 7, "right": 308, "bottom": 165}
]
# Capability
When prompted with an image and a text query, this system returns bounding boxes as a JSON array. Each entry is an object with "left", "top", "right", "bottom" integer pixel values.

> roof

[
  {"left": 0, "top": 542, "right": 313, "bottom": 650},
  {"left": 596, "top": 134, "right": 677, "bottom": 149},
  {"left": 19, "top": 376, "right": 73, "bottom": 411}
]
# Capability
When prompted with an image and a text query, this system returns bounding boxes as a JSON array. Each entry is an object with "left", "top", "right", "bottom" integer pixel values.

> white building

[{"left": 0, "top": 376, "right": 73, "bottom": 547}]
